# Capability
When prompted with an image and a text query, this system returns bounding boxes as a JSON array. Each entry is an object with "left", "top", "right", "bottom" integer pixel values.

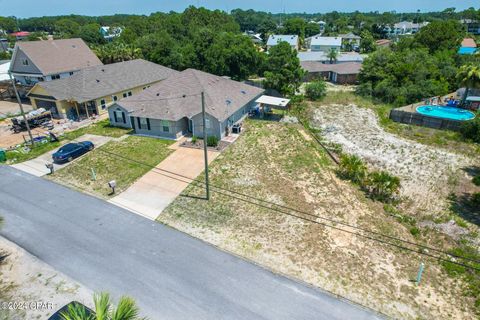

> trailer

[{"left": 11, "top": 108, "right": 53, "bottom": 133}]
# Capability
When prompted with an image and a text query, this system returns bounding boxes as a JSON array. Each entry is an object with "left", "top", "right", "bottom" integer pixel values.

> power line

[{"left": 64, "top": 136, "right": 480, "bottom": 270}]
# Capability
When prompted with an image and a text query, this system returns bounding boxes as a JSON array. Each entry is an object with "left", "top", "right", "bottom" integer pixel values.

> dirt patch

[
  {"left": 311, "top": 104, "right": 475, "bottom": 216},
  {"left": 160, "top": 119, "right": 476, "bottom": 320},
  {"left": 0, "top": 236, "right": 92, "bottom": 320}
]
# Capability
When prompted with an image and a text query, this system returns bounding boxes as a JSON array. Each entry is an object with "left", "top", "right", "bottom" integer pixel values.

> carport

[{"left": 255, "top": 95, "right": 291, "bottom": 117}]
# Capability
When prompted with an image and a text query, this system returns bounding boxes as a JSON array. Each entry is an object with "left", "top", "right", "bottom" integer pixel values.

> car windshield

[{"left": 57, "top": 143, "right": 80, "bottom": 153}]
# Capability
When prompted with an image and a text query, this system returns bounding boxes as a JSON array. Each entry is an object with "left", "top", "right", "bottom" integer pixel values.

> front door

[{"left": 188, "top": 118, "right": 193, "bottom": 133}]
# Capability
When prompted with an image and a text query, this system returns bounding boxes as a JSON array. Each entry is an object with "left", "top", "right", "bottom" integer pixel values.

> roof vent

[
  {"left": 96, "top": 79, "right": 100, "bottom": 83},
  {"left": 156, "top": 93, "right": 160, "bottom": 96},
  {"left": 101, "top": 69, "right": 105, "bottom": 72},
  {"left": 241, "top": 90, "right": 246, "bottom": 94},
  {"left": 226, "top": 99, "right": 232, "bottom": 105}
]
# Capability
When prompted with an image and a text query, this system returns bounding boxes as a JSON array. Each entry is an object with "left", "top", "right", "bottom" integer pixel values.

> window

[
  {"left": 161, "top": 120, "right": 169, "bottom": 132},
  {"left": 205, "top": 118, "right": 211, "bottom": 129},
  {"left": 127, "top": 91, "right": 132, "bottom": 97},
  {"left": 114, "top": 110, "right": 125, "bottom": 123},
  {"left": 51, "top": 74, "right": 60, "bottom": 80},
  {"left": 112, "top": 95, "right": 118, "bottom": 102},
  {"left": 69, "top": 72, "right": 74, "bottom": 76},
  {"left": 140, "top": 118, "right": 147, "bottom": 129},
  {"left": 122, "top": 92, "right": 128, "bottom": 98},
  {"left": 100, "top": 99, "right": 106, "bottom": 110},
  {"left": 22, "top": 59, "right": 29, "bottom": 66}
]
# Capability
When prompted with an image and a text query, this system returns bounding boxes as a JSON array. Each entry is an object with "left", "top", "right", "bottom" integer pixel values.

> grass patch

[
  {"left": 5, "top": 120, "right": 132, "bottom": 164},
  {"left": 49, "top": 136, "right": 174, "bottom": 197}
]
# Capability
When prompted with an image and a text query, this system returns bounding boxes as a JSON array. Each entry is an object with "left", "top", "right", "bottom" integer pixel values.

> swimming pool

[{"left": 416, "top": 105, "right": 476, "bottom": 121}]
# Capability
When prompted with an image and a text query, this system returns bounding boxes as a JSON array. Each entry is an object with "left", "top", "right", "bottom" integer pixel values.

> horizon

[{"left": 0, "top": 0, "right": 478, "bottom": 18}]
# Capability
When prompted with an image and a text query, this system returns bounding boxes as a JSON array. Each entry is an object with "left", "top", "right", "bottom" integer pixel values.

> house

[
  {"left": 298, "top": 51, "right": 364, "bottom": 64},
  {"left": 460, "top": 19, "right": 480, "bottom": 35},
  {"left": 9, "top": 38, "right": 103, "bottom": 85},
  {"left": 27, "top": 59, "right": 178, "bottom": 119},
  {"left": 375, "top": 39, "right": 391, "bottom": 48},
  {"left": 0, "top": 61, "right": 10, "bottom": 82},
  {"left": 109, "top": 69, "right": 265, "bottom": 140},
  {"left": 385, "top": 21, "right": 429, "bottom": 36},
  {"left": 100, "top": 26, "right": 123, "bottom": 41},
  {"left": 308, "top": 36, "right": 342, "bottom": 52},
  {"left": 301, "top": 61, "right": 362, "bottom": 84},
  {"left": 245, "top": 31, "right": 263, "bottom": 44},
  {"left": 0, "top": 38, "right": 8, "bottom": 52},
  {"left": 266, "top": 35, "right": 299, "bottom": 51},
  {"left": 338, "top": 33, "right": 361, "bottom": 50},
  {"left": 458, "top": 38, "right": 478, "bottom": 55},
  {"left": 10, "top": 31, "right": 30, "bottom": 41},
  {"left": 309, "top": 20, "right": 326, "bottom": 34}
]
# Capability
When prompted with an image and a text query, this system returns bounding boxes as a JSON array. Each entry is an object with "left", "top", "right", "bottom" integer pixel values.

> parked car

[{"left": 52, "top": 141, "right": 94, "bottom": 163}]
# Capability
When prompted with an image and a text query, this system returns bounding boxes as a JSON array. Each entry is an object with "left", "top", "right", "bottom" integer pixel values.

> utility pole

[
  {"left": 9, "top": 72, "right": 34, "bottom": 146},
  {"left": 201, "top": 91, "right": 210, "bottom": 200}
]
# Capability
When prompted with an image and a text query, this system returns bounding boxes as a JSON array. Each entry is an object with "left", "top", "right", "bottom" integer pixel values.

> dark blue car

[{"left": 52, "top": 141, "right": 94, "bottom": 163}]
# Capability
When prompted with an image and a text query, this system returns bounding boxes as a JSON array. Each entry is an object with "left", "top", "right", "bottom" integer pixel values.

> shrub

[
  {"left": 191, "top": 136, "right": 198, "bottom": 144},
  {"left": 471, "top": 192, "right": 480, "bottom": 207},
  {"left": 338, "top": 154, "right": 367, "bottom": 184},
  {"left": 305, "top": 80, "right": 327, "bottom": 101},
  {"left": 460, "top": 117, "right": 480, "bottom": 143},
  {"left": 364, "top": 170, "right": 401, "bottom": 202},
  {"left": 472, "top": 175, "right": 480, "bottom": 186},
  {"left": 207, "top": 136, "right": 218, "bottom": 147},
  {"left": 409, "top": 227, "right": 420, "bottom": 237}
]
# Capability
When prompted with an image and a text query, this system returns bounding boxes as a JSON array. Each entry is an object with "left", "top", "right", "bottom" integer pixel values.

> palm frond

[
  {"left": 111, "top": 296, "right": 142, "bottom": 320},
  {"left": 60, "top": 302, "right": 93, "bottom": 320},
  {"left": 93, "top": 292, "right": 111, "bottom": 320}
]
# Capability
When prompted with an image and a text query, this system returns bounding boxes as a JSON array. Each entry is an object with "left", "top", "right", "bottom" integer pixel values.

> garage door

[{"left": 35, "top": 99, "right": 59, "bottom": 118}]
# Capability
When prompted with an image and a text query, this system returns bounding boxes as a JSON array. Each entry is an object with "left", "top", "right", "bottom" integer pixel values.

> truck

[{"left": 10, "top": 108, "right": 52, "bottom": 133}]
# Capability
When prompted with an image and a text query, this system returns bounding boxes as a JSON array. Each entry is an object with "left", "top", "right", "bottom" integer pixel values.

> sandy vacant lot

[
  {"left": 312, "top": 104, "right": 475, "bottom": 215},
  {"left": 0, "top": 237, "right": 92, "bottom": 320},
  {"left": 160, "top": 119, "right": 476, "bottom": 320}
]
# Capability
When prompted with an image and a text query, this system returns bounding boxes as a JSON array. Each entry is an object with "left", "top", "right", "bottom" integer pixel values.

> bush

[
  {"left": 191, "top": 136, "right": 198, "bottom": 144},
  {"left": 460, "top": 117, "right": 480, "bottom": 143},
  {"left": 207, "top": 136, "right": 218, "bottom": 147},
  {"left": 471, "top": 192, "right": 480, "bottom": 207},
  {"left": 364, "top": 170, "right": 401, "bottom": 202},
  {"left": 338, "top": 154, "right": 367, "bottom": 184},
  {"left": 473, "top": 175, "right": 480, "bottom": 186},
  {"left": 305, "top": 80, "right": 327, "bottom": 101}
]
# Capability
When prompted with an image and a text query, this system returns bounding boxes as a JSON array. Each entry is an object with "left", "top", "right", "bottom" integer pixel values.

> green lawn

[
  {"left": 316, "top": 91, "right": 479, "bottom": 156},
  {"left": 48, "top": 136, "right": 174, "bottom": 198},
  {"left": 5, "top": 119, "right": 132, "bottom": 164}
]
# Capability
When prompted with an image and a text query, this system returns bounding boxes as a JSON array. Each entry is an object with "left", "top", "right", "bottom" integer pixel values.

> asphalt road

[{"left": 0, "top": 166, "right": 384, "bottom": 320}]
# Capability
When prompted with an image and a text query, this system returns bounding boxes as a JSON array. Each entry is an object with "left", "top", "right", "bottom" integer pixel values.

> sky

[{"left": 0, "top": 0, "right": 478, "bottom": 18}]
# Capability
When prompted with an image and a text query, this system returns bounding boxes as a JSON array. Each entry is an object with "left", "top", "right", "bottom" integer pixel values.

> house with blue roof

[{"left": 266, "top": 35, "right": 299, "bottom": 51}]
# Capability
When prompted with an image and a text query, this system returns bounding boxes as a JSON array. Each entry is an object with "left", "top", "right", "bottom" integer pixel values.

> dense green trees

[
  {"left": 263, "top": 42, "right": 304, "bottom": 96},
  {"left": 413, "top": 20, "right": 464, "bottom": 53},
  {"left": 305, "top": 80, "right": 327, "bottom": 101},
  {"left": 92, "top": 42, "right": 142, "bottom": 64}
]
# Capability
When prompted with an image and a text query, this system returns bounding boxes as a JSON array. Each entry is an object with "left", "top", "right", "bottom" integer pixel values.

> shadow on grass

[
  {"left": 450, "top": 193, "right": 480, "bottom": 227},
  {"left": 179, "top": 193, "right": 208, "bottom": 201}
]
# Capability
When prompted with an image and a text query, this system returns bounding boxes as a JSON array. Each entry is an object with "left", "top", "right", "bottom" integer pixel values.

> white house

[
  {"left": 266, "top": 35, "right": 299, "bottom": 51},
  {"left": 308, "top": 36, "right": 342, "bottom": 52},
  {"left": 385, "top": 21, "right": 429, "bottom": 36}
]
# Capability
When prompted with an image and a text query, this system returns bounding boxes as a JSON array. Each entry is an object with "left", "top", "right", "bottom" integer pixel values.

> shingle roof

[
  {"left": 12, "top": 38, "right": 102, "bottom": 76},
  {"left": 298, "top": 51, "right": 364, "bottom": 63},
  {"left": 338, "top": 33, "right": 361, "bottom": 40},
  {"left": 31, "top": 59, "right": 178, "bottom": 103},
  {"left": 267, "top": 35, "right": 299, "bottom": 47},
  {"left": 117, "top": 69, "right": 265, "bottom": 121},
  {"left": 301, "top": 61, "right": 362, "bottom": 75},
  {"left": 310, "top": 36, "right": 342, "bottom": 47}
]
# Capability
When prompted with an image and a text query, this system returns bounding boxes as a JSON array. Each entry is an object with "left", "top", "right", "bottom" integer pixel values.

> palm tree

[
  {"left": 456, "top": 64, "right": 480, "bottom": 107},
  {"left": 365, "top": 171, "right": 400, "bottom": 202},
  {"left": 338, "top": 154, "right": 367, "bottom": 184},
  {"left": 327, "top": 48, "right": 338, "bottom": 64},
  {"left": 61, "top": 292, "right": 144, "bottom": 320}
]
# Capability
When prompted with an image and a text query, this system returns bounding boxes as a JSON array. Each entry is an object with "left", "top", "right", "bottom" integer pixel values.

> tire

[
  {"left": 67, "top": 156, "right": 73, "bottom": 162},
  {"left": 88, "top": 145, "right": 94, "bottom": 151}
]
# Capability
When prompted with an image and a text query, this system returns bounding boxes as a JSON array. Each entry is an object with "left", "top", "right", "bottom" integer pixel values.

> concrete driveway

[
  {"left": 11, "top": 134, "right": 113, "bottom": 177},
  {"left": 110, "top": 144, "right": 219, "bottom": 220}
]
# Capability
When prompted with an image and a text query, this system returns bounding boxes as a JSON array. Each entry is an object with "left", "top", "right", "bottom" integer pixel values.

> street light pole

[
  {"left": 201, "top": 91, "right": 210, "bottom": 200},
  {"left": 9, "top": 72, "right": 34, "bottom": 146}
]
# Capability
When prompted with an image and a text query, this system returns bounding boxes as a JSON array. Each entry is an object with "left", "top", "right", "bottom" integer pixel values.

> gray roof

[
  {"left": 267, "top": 35, "right": 299, "bottom": 47},
  {"left": 298, "top": 51, "right": 364, "bottom": 63},
  {"left": 12, "top": 38, "right": 102, "bottom": 76},
  {"left": 301, "top": 61, "right": 362, "bottom": 75},
  {"left": 31, "top": 59, "right": 178, "bottom": 103},
  {"left": 309, "top": 36, "right": 342, "bottom": 47},
  {"left": 338, "top": 33, "right": 361, "bottom": 40},
  {"left": 116, "top": 69, "right": 265, "bottom": 121}
]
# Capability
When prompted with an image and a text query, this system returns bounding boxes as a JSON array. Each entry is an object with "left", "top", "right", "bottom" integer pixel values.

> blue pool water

[{"left": 416, "top": 105, "right": 476, "bottom": 121}]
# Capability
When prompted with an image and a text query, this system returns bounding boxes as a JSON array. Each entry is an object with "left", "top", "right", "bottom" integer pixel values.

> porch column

[{"left": 85, "top": 102, "right": 90, "bottom": 118}]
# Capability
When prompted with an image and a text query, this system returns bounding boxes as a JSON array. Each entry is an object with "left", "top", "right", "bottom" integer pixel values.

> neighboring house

[
  {"left": 27, "top": 59, "right": 178, "bottom": 120},
  {"left": 266, "top": 35, "right": 299, "bottom": 51},
  {"left": 338, "top": 33, "right": 361, "bottom": 50},
  {"left": 460, "top": 19, "right": 480, "bottom": 35},
  {"left": 100, "top": 26, "right": 123, "bottom": 41},
  {"left": 109, "top": 69, "right": 265, "bottom": 140},
  {"left": 298, "top": 51, "right": 364, "bottom": 64},
  {"left": 0, "top": 61, "right": 10, "bottom": 82},
  {"left": 375, "top": 39, "right": 392, "bottom": 48},
  {"left": 245, "top": 31, "right": 263, "bottom": 44},
  {"left": 385, "top": 21, "right": 429, "bottom": 36},
  {"left": 301, "top": 61, "right": 362, "bottom": 84},
  {"left": 309, "top": 20, "right": 326, "bottom": 34},
  {"left": 9, "top": 38, "right": 103, "bottom": 85},
  {"left": 308, "top": 36, "right": 342, "bottom": 52},
  {"left": 458, "top": 38, "right": 478, "bottom": 55},
  {"left": 10, "top": 31, "right": 30, "bottom": 41},
  {"left": 0, "top": 38, "right": 8, "bottom": 52}
]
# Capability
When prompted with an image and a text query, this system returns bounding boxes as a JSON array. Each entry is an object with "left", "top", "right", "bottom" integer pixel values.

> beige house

[{"left": 27, "top": 59, "right": 178, "bottom": 119}]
